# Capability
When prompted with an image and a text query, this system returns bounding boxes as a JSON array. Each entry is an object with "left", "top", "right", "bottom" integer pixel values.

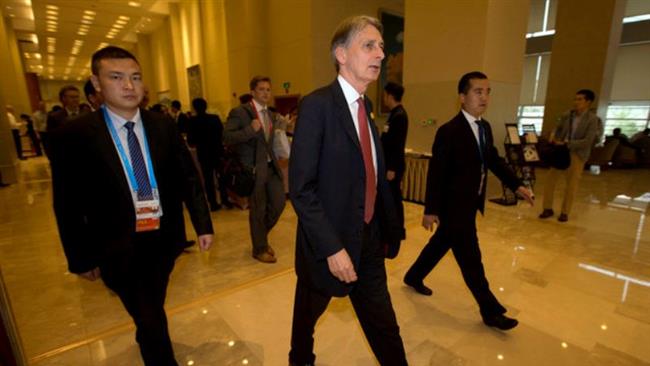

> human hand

[
  {"left": 327, "top": 248, "right": 357, "bottom": 283},
  {"left": 387, "top": 170, "right": 396, "bottom": 181},
  {"left": 516, "top": 186, "right": 535, "bottom": 206},
  {"left": 251, "top": 118, "right": 262, "bottom": 132},
  {"left": 422, "top": 214, "right": 440, "bottom": 231},
  {"left": 79, "top": 267, "right": 101, "bottom": 281},
  {"left": 198, "top": 234, "right": 213, "bottom": 251}
]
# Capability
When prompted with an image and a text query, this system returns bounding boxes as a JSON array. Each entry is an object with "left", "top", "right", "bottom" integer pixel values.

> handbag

[
  {"left": 538, "top": 140, "right": 570, "bottom": 170},
  {"left": 223, "top": 148, "right": 256, "bottom": 197}
]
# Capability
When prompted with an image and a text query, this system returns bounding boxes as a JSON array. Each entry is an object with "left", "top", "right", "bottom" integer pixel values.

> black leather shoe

[
  {"left": 558, "top": 213, "right": 568, "bottom": 222},
  {"left": 404, "top": 277, "right": 433, "bottom": 296},
  {"left": 539, "top": 209, "right": 554, "bottom": 219},
  {"left": 483, "top": 314, "right": 518, "bottom": 330}
]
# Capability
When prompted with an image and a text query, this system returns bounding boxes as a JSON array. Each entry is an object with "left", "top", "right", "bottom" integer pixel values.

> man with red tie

[{"left": 288, "top": 15, "right": 407, "bottom": 366}]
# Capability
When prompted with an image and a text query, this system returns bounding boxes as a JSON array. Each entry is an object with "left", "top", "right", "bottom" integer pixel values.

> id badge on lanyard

[
  {"left": 135, "top": 189, "right": 162, "bottom": 232},
  {"left": 103, "top": 107, "right": 163, "bottom": 232}
]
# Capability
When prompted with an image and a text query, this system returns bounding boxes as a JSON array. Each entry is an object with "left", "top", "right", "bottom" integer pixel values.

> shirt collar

[
  {"left": 461, "top": 109, "right": 481, "bottom": 124},
  {"left": 104, "top": 105, "right": 142, "bottom": 128},
  {"left": 252, "top": 98, "right": 266, "bottom": 112},
  {"left": 337, "top": 74, "right": 363, "bottom": 106}
]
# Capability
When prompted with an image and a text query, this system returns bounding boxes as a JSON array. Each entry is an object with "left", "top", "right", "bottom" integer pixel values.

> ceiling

[{"left": 0, "top": 0, "right": 173, "bottom": 82}]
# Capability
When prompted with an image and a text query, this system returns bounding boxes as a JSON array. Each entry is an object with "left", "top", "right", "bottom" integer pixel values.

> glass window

[
  {"left": 605, "top": 104, "right": 650, "bottom": 137},
  {"left": 517, "top": 105, "right": 545, "bottom": 134}
]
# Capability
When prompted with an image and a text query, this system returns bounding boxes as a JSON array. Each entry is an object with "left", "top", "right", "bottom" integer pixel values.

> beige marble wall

[
  {"left": 542, "top": 0, "right": 625, "bottom": 136},
  {"left": 403, "top": 0, "right": 529, "bottom": 154}
]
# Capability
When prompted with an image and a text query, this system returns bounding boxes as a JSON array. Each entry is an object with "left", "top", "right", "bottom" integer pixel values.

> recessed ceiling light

[
  {"left": 128, "top": 1, "right": 141, "bottom": 7},
  {"left": 63, "top": 76, "right": 68, "bottom": 80},
  {"left": 9, "top": 14, "right": 15, "bottom": 17},
  {"left": 46, "top": 5, "right": 59, "bottom": 10},
  {"left": 84, "top": 10, "right": 96, "bottom": 15},
  {"left": 47, "top": 29, "right": 57, "bottom": 33},
  {"left": 113, "top": 24, "right": 124, "bottom": 29},
  {"left": 116, "top": 19, "right": 127, "bottom": 25},
  {"left": 118, "top": 15, "right": 130, "bottom": 20},
  {"left": 46, "top": 20, "right": 57, "bottom": 25},
  {"left": 46, "top": 10, "right": 58, "bottom": 15},
  {"left": 49, "top": 75, "right": 54, "bottom": 79},
  {"left": 24, "top": 53, "right": 31, "bottom": 58},
  {"left": 81, "top": 19, "right": 93, "bottom": 25},
  {"left": 46, "top": 15, "right": 57, "bottom": 20}
]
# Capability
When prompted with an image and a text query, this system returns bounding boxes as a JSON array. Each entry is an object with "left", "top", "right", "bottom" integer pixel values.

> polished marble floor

[{"left": 1, "top": 157, "right": 649, "bottom": 365}]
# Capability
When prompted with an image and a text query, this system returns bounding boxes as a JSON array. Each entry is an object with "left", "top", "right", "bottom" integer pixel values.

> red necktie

[{"left": 357, "top": 97, "right": 376, "bottom": 223}]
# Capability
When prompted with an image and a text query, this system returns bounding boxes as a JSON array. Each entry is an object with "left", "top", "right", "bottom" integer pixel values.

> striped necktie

[{"left": 124, "top": 121, "right": 153, "bottom": 200}]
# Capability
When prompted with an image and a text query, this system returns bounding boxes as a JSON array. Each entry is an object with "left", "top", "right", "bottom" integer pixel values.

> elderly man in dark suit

[
  {"left": 381, "top": 81, "right": 409, "bottom": 239},
  {"left": 51, "top": 46, "right": 213, "bottom": 366},
  {"left": 224, "top": 76, "right": 286, "bottom": 263},
  {"left": 44, "top": 85, "right": 82, "bottom": 158},
  {"left": 403, "top": 71, "right": 534, "bottom": 331},
  {"left": 288, "top": 15, "right": 407, "bottom": 366}
]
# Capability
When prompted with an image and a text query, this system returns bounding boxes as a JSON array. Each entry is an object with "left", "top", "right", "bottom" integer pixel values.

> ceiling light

[
  {"left": 46, "top": 10, "right": 57, "bottom": 15},
  {"left": 118, "top": 15, "right": 130, "bottom": 20},
  {"left": 24, "top": 53, "right": 31, "bottom": 59},
  {"left": 46, "top": 20, "right": 57, "bottom": 25},
  {"left": 64, "top": 67, "right": 71, "bottom": 73},
  {"left": 63, "top": 76, "right": 68, "bottom": 80},
  {"left": 47, "top": 37, "right": 55, "bottom": 42},
  {"left": 116, "top": 19, "right": 127, "bottom": 25},
  {"left": 49, "top": 75, "right": 54, "bottom": 79},
  {"left": 84, "top": 10, "right": 96, "bottom": 15},
  {"left": 46, "top": 15, "right": 57, "bottom": 20},
  {"left": 113, "top": 24, "right": 124, "bottom": 29},
  {"left": 8, "top": 14, "right": 15, "bottom": 17},
  {"left": 128, "top": 1, "right": 141, "bottom": 7},
  {"left": 106, "top": 35, "right": 115, "bottom": 39},
  {"left": 45, "top": 5, "right": 59, "bottom": 10},
  {"left": 82, "top": 15, "right": 94, "bottom": 21},
  {"left": 47, "top": 46, "right": 55, "bottom": 53},
  {"left": 81, "top": 19, "right": 92, "bottom": 25},
  {"left": 47, "top": 28, "right": 56, "bottom": 33},
  {"left": 74, "top": 39, "right": 84, "bottom": 44}
]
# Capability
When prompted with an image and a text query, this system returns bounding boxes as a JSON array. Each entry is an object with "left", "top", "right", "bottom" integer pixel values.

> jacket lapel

[
  {"left": 90, "top": 110, "right": 132, "bottom": 202},
  {"left": 141, "top": 110, "right": 162, "bottom": 180},
  {"left": 457, "top": 112, "right": 482, "bottom": 162},
  {"left": 331, "top": 80, "right": 362, "bottom": 152}
]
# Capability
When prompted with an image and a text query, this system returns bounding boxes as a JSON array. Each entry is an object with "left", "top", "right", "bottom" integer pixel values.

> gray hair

[{"left": 330, "top": 15, "right": 383, "bottom": 71}]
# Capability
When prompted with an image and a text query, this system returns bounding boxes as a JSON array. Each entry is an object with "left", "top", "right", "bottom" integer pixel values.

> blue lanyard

[{"left": 102, "top": 106, "right": 158, "bottom": 194}]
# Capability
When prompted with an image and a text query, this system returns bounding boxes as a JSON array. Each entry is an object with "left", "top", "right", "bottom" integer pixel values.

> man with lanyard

[
  {"left": 51, "top": 46, "right": 213, "bottom": 365},
  {"left": 224, "top": 76, "right": 286, "bottom": 263}
]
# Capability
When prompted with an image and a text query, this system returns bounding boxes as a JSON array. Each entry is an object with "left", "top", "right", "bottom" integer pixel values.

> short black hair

[
  {"left": 249, "top": 76, "right": 271, "bottom": 91},
  {"left": 83, "top": 79, "right": 96, "bottom": 99},
  {"left": 384, "top": 82, "right": 404, "bottom": 102},
  {"left": 239, "top": 93, "right": 253, "bottom": 104},
  {"left": 192, "top": 98, "right": 207, "bottom": 113},
  {"left": 576, "top": 89, "right": 595, "bottom": 102},
  {"left": 171, "top": 100, "right": 181, "bottom": 109},
  {"left": 458, "top": 71, "right": 488, "bottom": 94},
  {"left": 91, "top": 46, "right": 139, "bottom": 75},
  {"left": 59, "top": 85, "right": 80, "bottom": 101}
]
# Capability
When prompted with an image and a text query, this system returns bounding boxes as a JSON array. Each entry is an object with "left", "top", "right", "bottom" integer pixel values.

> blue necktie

[{"left": 124, "top": 121, "right": 153, "bottom": 200}]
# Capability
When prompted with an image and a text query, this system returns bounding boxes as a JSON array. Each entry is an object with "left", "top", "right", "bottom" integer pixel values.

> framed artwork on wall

[
  {"left": 187, "top": 64, "right": 203, "bottom": 102},
  {"left": 378, "top": 10, "right": 404, "bottom": 114}
]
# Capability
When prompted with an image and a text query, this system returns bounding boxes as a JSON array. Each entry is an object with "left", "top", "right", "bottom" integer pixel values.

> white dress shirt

[{"left": 337, "top": 74, "right": 378, "bottom": 182}]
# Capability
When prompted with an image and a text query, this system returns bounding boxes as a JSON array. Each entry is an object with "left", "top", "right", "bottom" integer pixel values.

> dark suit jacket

[
  {"left": 289, "top": 79, "right": 401, "bottom": 297},
  {"left": 46, "top": 109, "right": 80, "bottom": 134},
  {"left": 424, "top": 111, "right": 521, "bottom": 226},
  {"left": 187, "top": 113, "right": 224, "bottom": 162},
  {"left": 51, "top": 109, "right": 213, "bottom": 274},
  {"left": 223, "top": 103, "right": 282, "bottom": 183},
  {"left": 381, "top": 104, "right": 409, "bottom": 175}
]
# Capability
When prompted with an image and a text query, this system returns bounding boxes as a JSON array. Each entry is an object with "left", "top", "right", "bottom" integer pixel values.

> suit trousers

[
  {"left": 405, "top": 217, "right": 506, "bottom": 318},
  {"left": 543, "top": 152, "right": 585, "bottom": 215},
  {"left": 100, "top": 232, "right": 178, "bottom": 366},
  {"left": 388, "top": 170, "right": 406, "bottom": 239},
  {"left": 198, "top": 157, "right": 219, "bottom": 207},
  {"left": 11, "top": 129, "right": 23, "bottom": 159},
  {"left": 289, "top": 221, "right": 407, "bottom": 365},
  {"left": 249, "top": 165, "right": 286, "bottom": 255}
]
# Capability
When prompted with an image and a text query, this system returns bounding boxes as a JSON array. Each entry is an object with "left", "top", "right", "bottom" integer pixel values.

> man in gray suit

[
  {"left": 224, "top": 76, "right": 286, "bottom": 263},
  {"left": 539, "top": 89, "right": 600, "bottom": 222}
]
